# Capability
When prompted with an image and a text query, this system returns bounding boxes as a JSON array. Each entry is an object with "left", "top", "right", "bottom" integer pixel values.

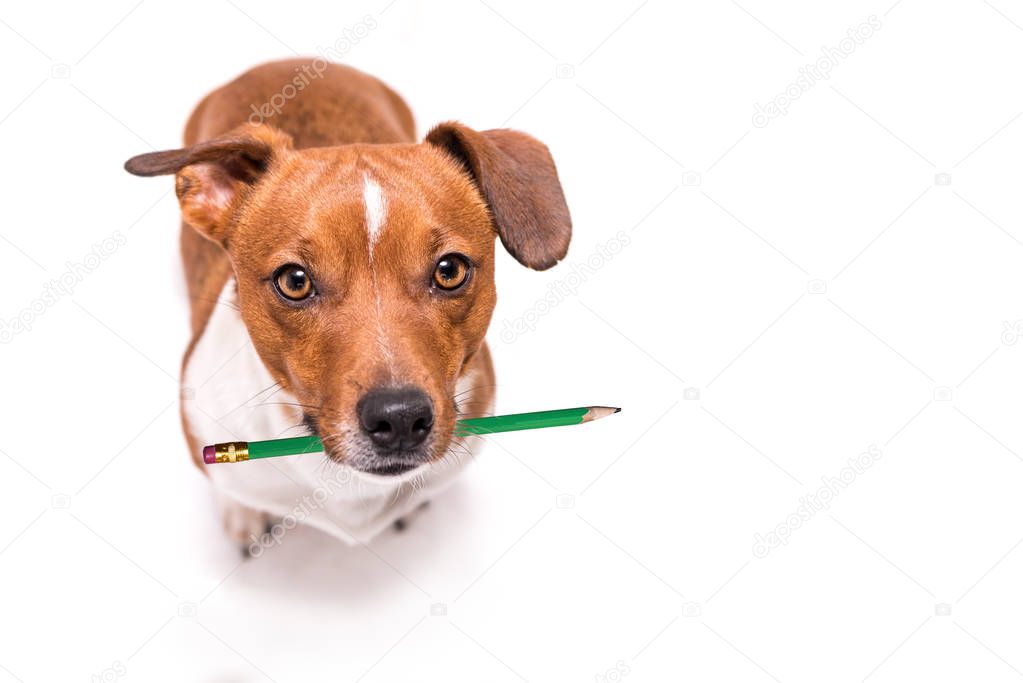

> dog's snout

[{"left": 357, "top": 387, "right": 434, "bottom": 452}]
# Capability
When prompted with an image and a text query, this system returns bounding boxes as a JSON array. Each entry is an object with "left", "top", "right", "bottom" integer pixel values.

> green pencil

[{"left": 202, "top": 405, "right": 620, "bottom": 464}]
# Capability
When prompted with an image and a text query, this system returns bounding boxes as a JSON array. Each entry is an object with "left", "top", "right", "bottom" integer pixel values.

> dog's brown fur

[{"left": 125, "top": 59, "right": 571, "bottom": 478}]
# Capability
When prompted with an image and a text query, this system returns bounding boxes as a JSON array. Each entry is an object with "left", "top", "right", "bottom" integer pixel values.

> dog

[{"left": 124, "top": 59, "right": 571, "bottom": 549}]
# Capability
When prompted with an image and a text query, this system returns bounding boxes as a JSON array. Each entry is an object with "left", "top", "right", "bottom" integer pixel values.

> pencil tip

[{"left": 586, "top": 406, "right": 621, "bottom": 422}]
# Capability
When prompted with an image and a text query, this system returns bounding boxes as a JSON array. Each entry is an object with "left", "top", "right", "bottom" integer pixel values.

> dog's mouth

[
  {"left": 362, "top": 462, "right": 420, "bottom": 476},
  {"left": 303, "top": 410, "right": 433, "bottom": 477}
]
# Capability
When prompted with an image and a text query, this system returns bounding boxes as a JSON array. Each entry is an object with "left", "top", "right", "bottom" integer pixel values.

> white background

[{"left": 1, "top": 1, "right": 1022, "bottom": 681}]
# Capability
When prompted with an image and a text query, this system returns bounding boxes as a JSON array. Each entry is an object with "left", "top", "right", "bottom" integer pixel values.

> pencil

[{"left": 202, "top": 405, "right": 621, "bottom": 464}]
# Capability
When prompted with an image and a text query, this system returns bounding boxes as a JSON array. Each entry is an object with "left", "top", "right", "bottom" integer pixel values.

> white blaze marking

[
  {"left": 362, "top": 174, "right": 386, "bottom": 257},
  {"left": 361, "top": 172, "right": 396, "bottom": 373}
]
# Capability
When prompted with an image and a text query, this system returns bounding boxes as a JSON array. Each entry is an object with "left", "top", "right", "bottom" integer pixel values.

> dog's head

[{"left": 125, "top": 122, "right": 571, "bottom": 475}]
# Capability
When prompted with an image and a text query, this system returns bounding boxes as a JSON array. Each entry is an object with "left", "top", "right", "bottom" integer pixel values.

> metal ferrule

[{"left": 214, "top": 441, "right": 249, "bottom": 463}]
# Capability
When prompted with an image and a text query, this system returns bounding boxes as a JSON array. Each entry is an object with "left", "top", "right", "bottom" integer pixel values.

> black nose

[{"left": 357, "top": 387, "right": 434, "bottom": 452}]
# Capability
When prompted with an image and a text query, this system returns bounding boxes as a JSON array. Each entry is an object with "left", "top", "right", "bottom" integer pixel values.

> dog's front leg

[{"left": 215, "top": 491, "right": 270, "bottom": 553}]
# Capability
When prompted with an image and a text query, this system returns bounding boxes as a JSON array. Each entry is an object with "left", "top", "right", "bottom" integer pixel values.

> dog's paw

[
  {"left": 215, "top": 493, "right": 269, "bottom": 550},
  {"left": 393, "top": 500, "right": 430, "bottom": 533}
]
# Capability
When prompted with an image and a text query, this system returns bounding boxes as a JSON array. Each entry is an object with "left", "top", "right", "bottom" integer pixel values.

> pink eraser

[{"left": 203, "top": 445, "right": 215, "bottom": 464}]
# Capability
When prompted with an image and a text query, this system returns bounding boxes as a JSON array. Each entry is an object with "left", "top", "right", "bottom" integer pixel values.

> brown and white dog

[{"left": 124, "top": 59, "right": 571, "bottom": 547}]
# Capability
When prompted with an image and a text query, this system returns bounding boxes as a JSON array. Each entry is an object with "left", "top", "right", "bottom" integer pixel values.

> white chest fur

[{"left": 181, "top": 281, "right": 481, "bottom": 544}]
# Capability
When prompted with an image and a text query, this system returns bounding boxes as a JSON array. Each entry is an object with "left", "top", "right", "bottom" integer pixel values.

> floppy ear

[
  {"left": 124, "top": 124, "right": 292, "bottom": 245},
  {"left": 426, "top": 122, "right": 571, "bottom": 270}
]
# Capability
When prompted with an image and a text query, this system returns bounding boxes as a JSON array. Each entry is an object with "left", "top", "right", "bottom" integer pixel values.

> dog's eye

[
  {"left": 273, "top": 264, "right": 315, "bottom": 301},
  {"left": 433, "top": 254, "right": 471, "bottom": 291}
]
